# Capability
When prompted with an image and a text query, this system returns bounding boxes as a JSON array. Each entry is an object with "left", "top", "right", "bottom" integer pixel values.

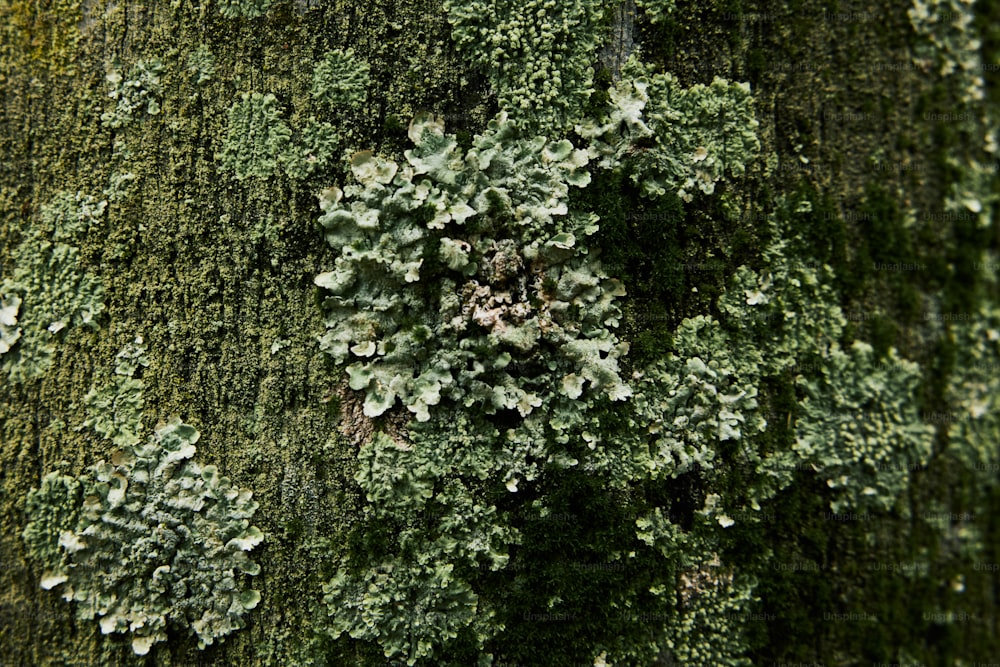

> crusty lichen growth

[
  {"left": 0, "top": 191, "right": 105, "bottom": 383},
  {"left": 22, "top": 418, "right": 263, "bottom": 656},
  {"left": 443, "top": 0, "right": 608, "bottom": 132}
]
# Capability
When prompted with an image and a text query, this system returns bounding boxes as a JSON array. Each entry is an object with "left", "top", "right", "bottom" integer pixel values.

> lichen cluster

[
  {"left": 0, "top": 191, "right": 105, "bottom": 383},
  {"left": 23, "top": 418, "right": 263, "bottom": 656},
  {"left": 101, "top": 59, "right": 163, "bottom": 129},
  {"left": 311, "top": 48, "right": 370, "bottom": 109},
  {"left": 443, "top": 0, "right": 608, "bottom": 132},
  {"left": 576, "top": 56, "right": 761, "bottom": 200},
  {"left": 635, "top": 0, "right": 677, "bottom": 24},
  {"left": 944, "top": 300, "right": 1000, "bottom": 489},
  {"left": 217, "top": 49, "right": 371, "bottom": 182},
  {"left": 80, "top": 336, "right": 149, "bottom": 448},
  {"left": 315, "top": 111, "right": 629, "bottom": 424},
  {"left": 715, "top": 205, "right": 935, "bottom": 512}
]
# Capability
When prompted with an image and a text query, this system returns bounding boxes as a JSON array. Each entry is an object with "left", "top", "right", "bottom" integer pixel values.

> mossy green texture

[
  {"left": 22, "top": 418, "right": 263, "bottom": 656},
  {"left": 80, "top": 337, "right": 149, "bottom": 448},
  {"left": 443, "top": 0, "right": 608, "bottom": 133},
  {"left": 217, "top": 0, "right": 274, "bottom": 19},
  {"left": 0, "top": 192, "right": 105, "bottom": 384}
]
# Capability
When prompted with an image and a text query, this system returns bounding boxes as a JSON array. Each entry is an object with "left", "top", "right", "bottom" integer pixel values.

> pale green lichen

[
  {"left": 0, "top": 191, "right": 105, "bottom": 383},
  {"left": 944, "top": 300, "right": 1000, "bottom": 489},
  {"left": 218, "top": 93, "right": 340, "bottom": 181},
  {"left": 908, "top": 0, "right": 985, "bottom": 103},
  {"left": 315, "top": 112, "right": 629, "bottom": 424},
  {"left": 281, "top": 118, "right": 340, "bottom": 180},
  {"left": 0, "top": 292, "right": 21, "bottom": 354},
  {"left": 443, "top": 0, "right": 608, "bottom": 132},
  {"left": 635, "top": 0, "right": 676, "bottom": 23},
  {"left": 23, "top": 418, "right": 263, "bottom": 655},
  {"left": 310, "top": 49, "right": 370, "bottom": 109},
  {"left": 80, "top": 336, "right": 149, "bottom": 448},
  {"left": 217, "top": 92, "right": 292, "bottom": 181},
  {"left": 101, "top": 59, "right": 163, "bottom": 129},
  {"left": 793, "top": 341, "right": 935, "bottom": 513},
  {"left": 325, "top": 428, "right": 515, "bottom": 665},
  {"left": 716, "top": 204, "right": 934, "bottom": 512},
  {"left": 186, "top": 44, "right": 215, "bottom": 86},
  {"left": 630, "top": 315, "right": 767, "bottom": 481},
  {"left": 576, "top": 55, "right": 761, "bottom": 200}
]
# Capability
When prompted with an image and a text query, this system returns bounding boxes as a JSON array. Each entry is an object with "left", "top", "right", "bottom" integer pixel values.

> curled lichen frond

[
  {"left": 0, "top": 292, "right": 22, "bottom": 355},
  {"left": 23, "top": 418, "right": 263, "bottom": 655}
]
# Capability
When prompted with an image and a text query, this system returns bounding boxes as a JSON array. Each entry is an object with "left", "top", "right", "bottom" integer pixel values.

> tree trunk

[{"left": 2, "top": 0, "right": 999, "bottom": 665}]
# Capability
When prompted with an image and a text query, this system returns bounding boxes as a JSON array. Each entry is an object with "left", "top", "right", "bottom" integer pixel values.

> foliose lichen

[
  {"left": 311, "top": 48, "right": 371, "bottom": 109},
  {"left": 0, "top": 191, "right": 105, "bottom": 383},
  {"left": 217, "top": 92, "right": 293, "bottom": 181},
  {"left": 576, "top": 55, "right": 761, "bottom": 200},
  {"left": 630, "top": 314, "right": 767, "bottom": 482},
  {"left": 101, "top": 59, "right": 163, "bottom": 129},
  {"left": 22, "top": 418, "right": 263, "bottom": 655},
  {"left": 314, "top": 111, "right": 629, "bottom": 424},
  {"left": 944, "top": 300, "right": 1000, "bottom": 489},
  {"left": 792, "top": 341, "right": 935, "bottom": 513},
  {"left": 443, "top": 0, "right": 608, "bottom": 132},
  {"left": 635, "top": 0, "right": 676, "bottom": 24},
  {"left": 218, "top": 92, "right": 341, "bottom": 181},
  {"left": 0, "top": 292, "right": 21, "bottom": 355}
]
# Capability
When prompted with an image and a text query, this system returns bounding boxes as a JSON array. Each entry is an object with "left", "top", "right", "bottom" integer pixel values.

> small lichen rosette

[
  {"left": 315, "top": 112, "right": 631, "bottom": 423},
  {"left": 793, "top": 342, "right": 935, "bottom": 513},
  {"left": 22, "top": 418, "right": 263, "bottom": 655},
  {"left": 630, "top": 315, "right": 767, "bottom": 481}
]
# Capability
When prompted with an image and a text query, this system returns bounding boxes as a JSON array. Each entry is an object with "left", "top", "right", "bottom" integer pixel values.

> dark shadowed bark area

[{"left": 1, "top": 0, "right": 999, "bottom": 665}]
